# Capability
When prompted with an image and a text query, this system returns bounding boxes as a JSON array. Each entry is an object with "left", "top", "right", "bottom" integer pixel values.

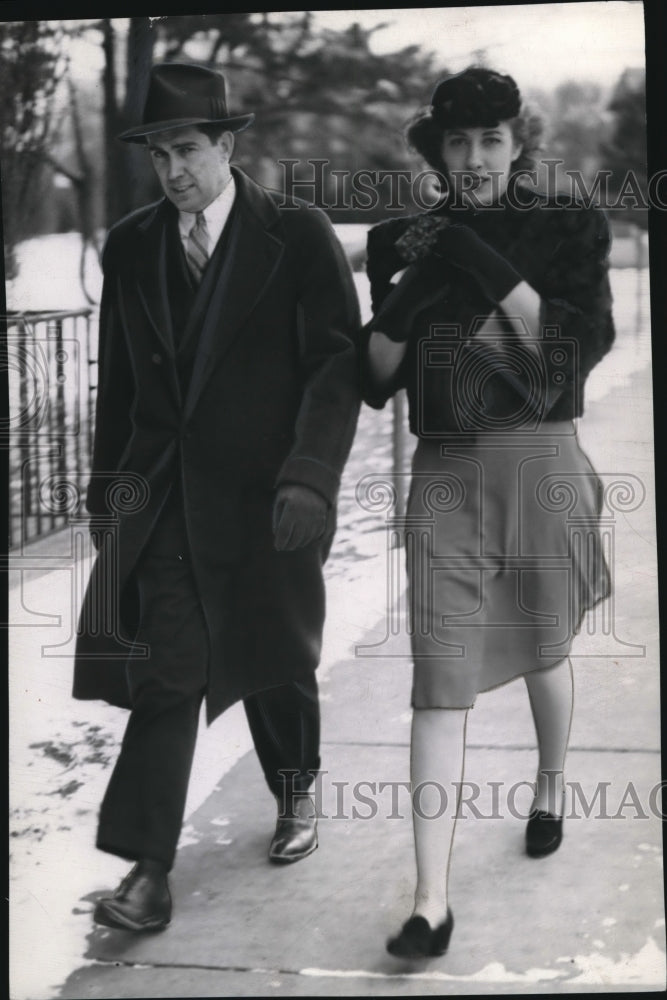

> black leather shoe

[
  {"left": 526, "top": 809, "right": 563, "bottom": 857},
  {"left": 94, "top": 859, "right": 171, "bottom": 932},
  {"left": 387, "top": 909, "right": 454, "bottom": 959},
  {"left": 269, "top": 794, "right": 318, "bottom": 864}
]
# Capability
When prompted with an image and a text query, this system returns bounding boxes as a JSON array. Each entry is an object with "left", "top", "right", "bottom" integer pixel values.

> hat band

[{"left": 142, "top": 91, "right": 232, "bottom": 125}]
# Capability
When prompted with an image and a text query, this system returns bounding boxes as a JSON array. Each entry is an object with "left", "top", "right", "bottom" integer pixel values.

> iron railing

[{"left": 6, "top": 309, "right": 97, "bottom": 549}]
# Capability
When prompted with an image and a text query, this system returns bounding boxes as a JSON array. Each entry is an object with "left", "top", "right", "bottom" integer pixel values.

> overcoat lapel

[
  {"left": 133, "top": 201, "right": 177, "bottom": 358},
  {"left": 182, "top": 169, "right": 285, "bottom": 422}
]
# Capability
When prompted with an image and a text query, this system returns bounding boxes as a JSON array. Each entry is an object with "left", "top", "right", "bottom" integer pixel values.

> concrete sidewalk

[{"left": 49, "top": 352, "right": 665, "bottom": 997}]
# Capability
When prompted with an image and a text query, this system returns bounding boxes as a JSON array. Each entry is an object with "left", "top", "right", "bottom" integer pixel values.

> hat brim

[{"left": 117, "top": 113, "right": 255, "bottom": 143}]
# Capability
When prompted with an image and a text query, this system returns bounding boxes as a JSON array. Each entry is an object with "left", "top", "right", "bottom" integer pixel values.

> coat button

[{"left": 152, "top": 352, "right": 162, "bottom": 365}]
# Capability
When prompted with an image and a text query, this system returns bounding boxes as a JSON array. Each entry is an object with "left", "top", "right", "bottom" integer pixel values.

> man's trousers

[{"left": 96, "top": 547, "right": 321, "bottom": 871}]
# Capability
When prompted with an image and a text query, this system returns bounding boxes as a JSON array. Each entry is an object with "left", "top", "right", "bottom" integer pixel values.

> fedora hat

[{"left": 118, "top": 62, "right": 255, "bottom": 143}]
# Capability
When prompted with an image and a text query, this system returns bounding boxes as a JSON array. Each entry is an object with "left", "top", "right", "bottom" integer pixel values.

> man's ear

[{"left": 220, "top": 130, "right": 235, "bottom": 161}]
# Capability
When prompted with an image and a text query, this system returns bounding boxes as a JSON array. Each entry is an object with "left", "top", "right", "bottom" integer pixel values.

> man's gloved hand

[
  {"left": 272, "top": 483, "right": 330, "bottom": 551},
  {"left": 432, "top": 223, "right": 522, "bottom": 303}
]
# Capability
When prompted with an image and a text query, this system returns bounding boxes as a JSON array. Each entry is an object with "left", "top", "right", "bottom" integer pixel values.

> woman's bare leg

[
  {"left": 409, "top": 706, "right": 468, "bottom": 926},
  {"left": 524, "top": 658, "right": 574, "bottom": 815}
]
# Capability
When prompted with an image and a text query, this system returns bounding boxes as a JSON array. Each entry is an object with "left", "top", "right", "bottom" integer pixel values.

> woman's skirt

[{"left": 406, "top": 422, "right": 610, "bottom": 708}]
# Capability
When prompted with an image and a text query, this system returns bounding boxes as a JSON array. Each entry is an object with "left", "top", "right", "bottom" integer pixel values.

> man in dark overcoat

[{"left": 72, "top": 63, "right": 360, "bottom": 931}]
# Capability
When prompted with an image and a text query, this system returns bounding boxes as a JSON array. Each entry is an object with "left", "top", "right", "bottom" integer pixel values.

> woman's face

[{"left": 440, "top": 121, "right": 522, "bottom": 205}]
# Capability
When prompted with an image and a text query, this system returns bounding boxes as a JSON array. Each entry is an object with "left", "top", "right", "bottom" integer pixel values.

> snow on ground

[{"left": 7, "top": 233, "right": 104, "bottom": 313}]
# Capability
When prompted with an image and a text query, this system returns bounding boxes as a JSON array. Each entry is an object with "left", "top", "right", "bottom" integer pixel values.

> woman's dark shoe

[
  {"left": 94, "top": 859, "right": 171, "bottom": 931},
  {"left": 526, "top": 809, "right": 563, "bottom": 858},
  {"left": 387, "top": 908, "right": 454, "bottom": 959}
]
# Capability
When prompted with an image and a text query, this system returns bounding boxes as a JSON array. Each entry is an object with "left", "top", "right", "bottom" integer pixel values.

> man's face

[{"left": 148, "top": 126, "right": 233, "bottom": 213}]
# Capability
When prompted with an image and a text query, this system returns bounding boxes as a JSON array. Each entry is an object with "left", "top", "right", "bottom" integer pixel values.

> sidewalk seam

[{"left": 321, "top": 740, "right": 660, "bottom": 753}]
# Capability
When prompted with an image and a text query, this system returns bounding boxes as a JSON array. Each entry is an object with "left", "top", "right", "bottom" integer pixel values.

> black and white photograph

[{"left": 5, "top": 2, "right": 665, "bottom": 997}]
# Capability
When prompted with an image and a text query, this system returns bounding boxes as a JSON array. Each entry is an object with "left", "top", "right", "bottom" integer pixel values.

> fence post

[
  {"left": 392, "top": 390, "right": 406, "bottom": 543},
  {"left": 635, "top": 225, "right": 644, "bottom": 339}
]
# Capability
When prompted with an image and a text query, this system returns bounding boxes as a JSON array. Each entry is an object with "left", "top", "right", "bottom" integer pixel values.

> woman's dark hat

[
  {"left": 118, "top": 63, "right": 255, "bottom": 143},
  {"left": 430, "top": 68, "right": 521, "bottom": 129}
]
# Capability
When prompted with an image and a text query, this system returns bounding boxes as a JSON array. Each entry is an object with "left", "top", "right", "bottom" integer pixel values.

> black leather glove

[
  {"left": 432, "top": 224, "right": 522, "bottom": 303},
  {"left": 272, "top": 483, "right": 329, "bottom": 551},
  {"left": 369, "top": 257, "right": 449, "bottom": 342}
]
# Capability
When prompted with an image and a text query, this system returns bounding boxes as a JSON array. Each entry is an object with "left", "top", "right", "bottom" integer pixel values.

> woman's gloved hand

[
  {"left": 394, "top": 215, "right": 522, "bottom": 304},
  {"left": 369, "top": 257, "right": 449, "bottom": 342},
  {"left": 393, "top": 214, "right": 452, "bottom": 264},
  {"left": 431, "top": 223, "right": 522, "bottom": 303}
]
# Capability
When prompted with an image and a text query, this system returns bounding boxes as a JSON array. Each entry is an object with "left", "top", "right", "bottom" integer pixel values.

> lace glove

[{"left": 393, "top": 214, "right": 453, "bottom": 263}]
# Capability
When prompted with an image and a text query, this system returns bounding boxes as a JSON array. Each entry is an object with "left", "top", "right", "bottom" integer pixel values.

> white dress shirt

[{"left": 178, "top": 176, "right": 236, "bottom": 253}]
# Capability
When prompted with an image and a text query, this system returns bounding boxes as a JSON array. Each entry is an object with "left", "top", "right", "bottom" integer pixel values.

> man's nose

[{"left": 166, "top": 156, "right": 183, "bottom": 180}]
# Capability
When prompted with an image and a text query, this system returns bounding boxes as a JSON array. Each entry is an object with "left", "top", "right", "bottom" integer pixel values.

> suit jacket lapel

[{"left": 183, "top": 169, "right": 285, "bottom": 422}]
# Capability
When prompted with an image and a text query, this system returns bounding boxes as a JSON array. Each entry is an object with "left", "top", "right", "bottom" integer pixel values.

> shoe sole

[
  {"left": 268, "top": 841, "right": 318, "bottom": 865},
  {"left": 94, "top": 902, "right": 170, "bottom": 933},
  {"left": 387, "top": 943, "right": 449, "bottom": 959},
  {"left": 526, "top": 840, "right": 562, "bottom": 858}
]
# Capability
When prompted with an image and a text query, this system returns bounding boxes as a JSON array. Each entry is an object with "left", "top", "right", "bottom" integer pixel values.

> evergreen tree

[
  {"left": 0, "top": 20, "right": 66, "bottom": 279},
  {"left": 602, "top": 68, "right": 647, "bottom": 228}
]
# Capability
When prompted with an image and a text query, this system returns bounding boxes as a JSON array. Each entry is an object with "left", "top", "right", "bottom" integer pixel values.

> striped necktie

[{"left": 186, "top": 211, "right": 210, "bottom": 283}]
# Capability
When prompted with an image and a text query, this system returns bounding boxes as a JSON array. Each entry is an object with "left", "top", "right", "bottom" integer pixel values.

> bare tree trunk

[
  {"left": 119, "top": 17, "right": 157, "bottom": 216},
  {"left": 66, "top": 73, "right": 102, "bottom": 303},
  {"left": 37, "top": 67, "right": 103, "bottom": 303},
  {"left": 102, "top": 18, "right": 122, "bottom": 228}
]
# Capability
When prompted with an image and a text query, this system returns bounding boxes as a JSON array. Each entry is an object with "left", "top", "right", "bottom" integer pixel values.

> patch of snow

[
  {"left": 300, "top": 961, "right": 565, "bottom": 983},
  {"left": 567, "top": 936, "right": 666, "bottom": 986},
  {"left": 7, "top": 232, "right": 104, "bottom": 313}
]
